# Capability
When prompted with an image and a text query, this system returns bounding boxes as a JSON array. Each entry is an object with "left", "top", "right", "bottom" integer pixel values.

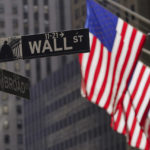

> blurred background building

[{"left": 0, "top": 0, "right": 149, "bottom": 150}]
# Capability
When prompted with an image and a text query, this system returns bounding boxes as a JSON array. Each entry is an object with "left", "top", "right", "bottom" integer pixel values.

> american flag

[
  {"left": 112, "top": 61, "right": 150, "bottom": 150},
  {"left": 79, "top": 0, "right": 148, "bottom": 149},
  {"left": 79, "top": 0, "right": 146, "bottom": 115}
]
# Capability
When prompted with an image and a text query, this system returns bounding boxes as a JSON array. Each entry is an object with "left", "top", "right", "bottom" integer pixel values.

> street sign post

[
  {"left": 22, "top": 28, "right": 90, "bottom": 59},
  {"left": 0, "top": 69, "right": 30, "bottom": 99}
]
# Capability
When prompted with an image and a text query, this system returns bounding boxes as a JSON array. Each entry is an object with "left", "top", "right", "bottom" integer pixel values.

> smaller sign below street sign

[
  {"left": 22, "top": 28, "right": 90, "bottom": 59},
  {"left": 0, "top": 69, "right": 30, "bottom": 99}
]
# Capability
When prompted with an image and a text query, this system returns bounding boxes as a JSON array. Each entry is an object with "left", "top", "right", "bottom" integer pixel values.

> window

[
  {"left": 4, "top": 135, "right": 10, "bottom": 144},
  {"left": 14, "top": 62, "right": 20, "bottom": 72},
  {"left": 12, "top": 5, "right": 18, "bottom": 14},
  {"left": 0, "top": 20, "right": 5, "bottom": 28},
  {"left": 44, "top": 13, "right": 49, "bottom": 20},
  {"left": 23, "top": 0, "right": 28, "bottom": 5},
  {"left": 44, "top": 0, "right": 48, "bottom": 5},
  {"left": 0, "top": 5, "right": 4, "bottom": 13},
  {"left": 33, "top": 0, "right": 38, "bottom": 5},
  {"left": 3, "top": 120, "right": 9, "bottom": 129},
  {"left": 3, "top": 105, "right": 9, "bottom": 114},
  {"left": 74, "top": 0, "right": 78, "bottom": 4},
  {"left": 16, "top": 105, "right": 22, "bottom": 114},
  {"left": 23, "top": 12, "right": 28, "bottom": 19},
  {"left": 75, "top": 8, "right": 80, "bottom": 20},
  {"left": 17, "top": 119, "right": 23, "bottom": 129}
]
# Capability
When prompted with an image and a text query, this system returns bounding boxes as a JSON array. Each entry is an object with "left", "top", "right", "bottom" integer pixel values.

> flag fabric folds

[
  {"left": 79, "top": 0, "right": 146, "bottom": 115},
  {"left": 111, "top": 61, "right": 150, "bottom": 150},
  {"left": 79, "top": 0, "right": 149, "bottom": 149}
]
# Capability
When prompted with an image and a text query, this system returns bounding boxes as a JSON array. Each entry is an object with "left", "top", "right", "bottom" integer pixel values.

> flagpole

[
  {"left": 106, "top": 0, "right": 150, "bottom": 25},
  {"left": 97, "top": 0, "right": 150, "bottom": 56}
]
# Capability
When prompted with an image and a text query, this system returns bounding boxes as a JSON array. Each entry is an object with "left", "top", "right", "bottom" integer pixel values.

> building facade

[
  {"left": 24, "top": 58, "right": 127, "bottom": 150},
  {"left": 0, "top": 0, "right": 86, "bottom": 150}
]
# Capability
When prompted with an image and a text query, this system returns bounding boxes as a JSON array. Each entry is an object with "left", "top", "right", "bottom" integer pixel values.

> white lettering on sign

[
  {"left": 42, "top": 40, "right": 53, "bottom": 53},
  {"left": 73, "top": 35, "right": 84, "bottom": 43},
  {"left": 64, "top": 37, "right": 73, "bottom": 50},
  {"left": 29, "top": 40, "right": 42, "bottom": 54},
  {"left": 54, "top": 39, "right": 63, "bottom": 51},
  {"left": 28, "top": 37, "right": 73, "bottom": 54}
]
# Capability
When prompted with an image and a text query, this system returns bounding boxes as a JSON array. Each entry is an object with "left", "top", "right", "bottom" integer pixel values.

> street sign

[
  {"left": 22, "top": 28, "right": 90, "bottom": 59},
  {"left": 0, "top": 28, "right": 89, "bottom": 62},
  {"left": 0, "top": 69, "right": 30, "bottom": 99}
]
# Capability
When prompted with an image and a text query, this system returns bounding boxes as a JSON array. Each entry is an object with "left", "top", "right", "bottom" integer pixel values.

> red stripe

[
  {"left": 136, "top": 129, "right": 143, "bottom": 147},
  {"left": 129, "top": 117, "right": 137, "bottom": 145},
  {"left": 135, "top": 75, "right": 150, "bottom": 116},
  {"left": 95, "top": 52, "right": 111, "bottom": 105},
  {"left": 84, "top": 36, "right": 97, "bottom": 86},
  {"left": 79, "top": 54, "right": 83, "bottom": 65},
  {"left": 114, "top": 107, "right": 122, "bottom": 130},
  {"left": 87, "top": 44, "right": 103, "bottom": 100},
  {"left": 114, "top": 28, "right": 137, "bottom": 109},
  {"left": 141, "top": 100, "right": 150, "bottom": 126},
  {"left": 104, "top": 22, "right": 127, "bottom": 110},
  {"left": 104, "top": 22, "right": 127, "bottom": 109},
  {"left": 130, "top": 65, "right": 146, "bottom": 100}
]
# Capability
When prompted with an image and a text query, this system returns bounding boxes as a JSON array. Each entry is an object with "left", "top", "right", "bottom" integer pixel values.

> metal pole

[
  {"left": 97, "top": 0, "right": 150, "bottom": 54},
  {"left": 106, "top": 0, "right": 150, "bottom": 26}
]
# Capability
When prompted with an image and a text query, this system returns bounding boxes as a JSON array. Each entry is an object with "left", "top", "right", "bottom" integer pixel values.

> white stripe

[
  {"left": 81, "top": 33, "right": 93, "bottom": 78},
  {"left": 115, "top": 31, "right": 143, "bottom": 108},
  {"left": 130, "top": 123, "right": 140, "bottom": 146},
  {"left": 137, "top": 85, "right": 150, "bottom": 122},
  {"left": 128, "top": 61, "right": 143, "bottom": 94},
  {"left": 117, "top": 112, "right": 125, "bottom": 133},
  {"left": 102, "top": 23, "right": 133, "bottom": 113},
  {"left": 91, "top": 47, "right": 108, "bottom": 103},
  {"left": 98, "top": 33, "right": 121, "bottom": 109},
  {"left": 139, "top": 134, "right": 147, "bottom": 150},
  {"left": 132, "top": 68, "right": 149, "bottom": 109},
  {"left": 116, "top": 18, "right": 124, "bottom": 34},
  {"left": 86, "top": 40, "right": 101, "bottom": 96},
  {"left": 109, "top": 25, "right": 134, "bottom": 111}
]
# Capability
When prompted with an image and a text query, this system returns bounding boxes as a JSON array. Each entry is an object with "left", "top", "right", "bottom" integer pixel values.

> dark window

[
  {"left": 34, "top": 12, "right": 39, "bottom": 20},
  {"left": 74, "top": 0, "right": 78, "bottom": 4},
  {"left": 12, "top": 5, "right": 18, "bottom": 14},
  {"left": 4, "top": 135, "right": 10, "bottom": 144},
  {"left": 44, "top": 0, "right": 48, "bottom": 5},
  {"left": 33, "top": 0, "right": 38, "bottom": 5},
  {"left": 24, "top": 12, "right": 28, "bottom": 19},
  {"left": 44, "top": 13, "right": 49, "bottom": 20},
  {"left": 75, "top": 8, "right": 80, "bottom": 20},
  {"left": 23, "top": 0, "right": 28, "bottom": 5},
  {"left": 16, "top": 105, "right": 22, "bottom": 114},
  {"left": 17, "top": 119, "right": 23, "bottom": 129},
  {"left": 82, "top": 5, "right": 86, "bottom": 16},
  {"left": 24, "top": 23, "right": 29, "bottom": 35},
  {"left": 0, "top": 20, "right": 5, "bottom": 28},
  {"left": 0, "top": 5, "right": 4, "bottom": 13}
]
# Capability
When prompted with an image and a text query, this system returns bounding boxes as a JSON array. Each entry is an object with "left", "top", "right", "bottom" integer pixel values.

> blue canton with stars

[{"left": 85, "top": 0, "right": 118, "bottom": 52}]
